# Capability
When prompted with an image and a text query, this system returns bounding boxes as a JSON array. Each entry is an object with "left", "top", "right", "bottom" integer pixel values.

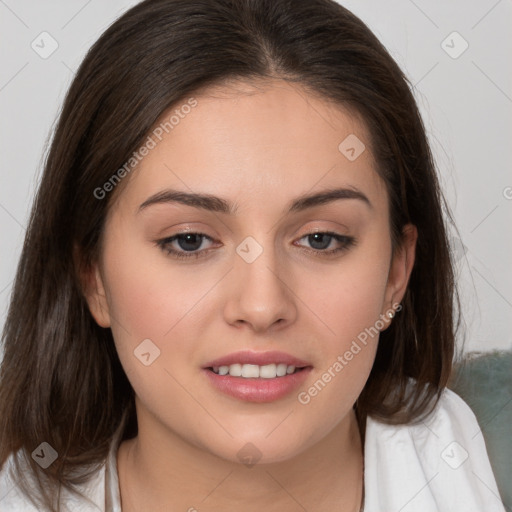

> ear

[
  {"left": 382, "top": 223, "right": 417, "bottom": 313},
  {"left": 74, "top": 244, "right": 112, "bottom": 328}
]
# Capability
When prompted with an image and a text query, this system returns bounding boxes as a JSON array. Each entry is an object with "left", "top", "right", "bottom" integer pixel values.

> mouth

[{"left": 202, "top": 351, "right": 313, "bottom": 402}]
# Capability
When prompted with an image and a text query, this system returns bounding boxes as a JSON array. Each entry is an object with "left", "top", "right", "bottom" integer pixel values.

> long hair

[{"left": 0, "top": 0, "right": 459, "bottom": 510}]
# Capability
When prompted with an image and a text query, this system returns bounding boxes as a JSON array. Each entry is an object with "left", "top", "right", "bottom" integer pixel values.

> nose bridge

[
  {"left": 224, "top": 232, "right": 296, "bottom": 331},
  {"left": 236, "top": 232, "right": 286, "bottom": 300}
]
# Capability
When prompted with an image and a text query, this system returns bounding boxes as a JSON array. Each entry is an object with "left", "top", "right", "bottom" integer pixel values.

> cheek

[
  {"left": 98, "top": 233, "right": 202, "bottom": 383},
  {"left": 314, "top": 248, "right": 391, "bottom": 352},
  {"left": 101, "top": 230, "right": 215, "bottom": 341},
  {"left": 294, "top": 240, "right": 390, "bottom": 419},
  {"left": 99, "top": 242, "right": 214, "bottom": 439}
]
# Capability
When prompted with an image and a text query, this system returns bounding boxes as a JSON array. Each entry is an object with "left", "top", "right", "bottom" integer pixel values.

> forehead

[{"left": 112, "top": 79, "right": 386, "bottom": 215}]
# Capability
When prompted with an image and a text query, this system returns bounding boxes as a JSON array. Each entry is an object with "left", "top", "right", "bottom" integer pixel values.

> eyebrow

[{"left": 138, "top": 187, "right": 372, "bottom": 215}]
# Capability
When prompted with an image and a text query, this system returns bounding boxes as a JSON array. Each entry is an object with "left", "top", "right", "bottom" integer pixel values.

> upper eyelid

[
  {"left": 160, "top": 219, "right": 352, "bottom": 237},
  {"left": 159, "top": 228, "right": 350, "bottom": 241}
]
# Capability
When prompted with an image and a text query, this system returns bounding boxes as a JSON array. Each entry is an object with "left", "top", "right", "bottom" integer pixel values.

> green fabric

[{"left": 448, "top": 351, "right": 512, "bottom": 511}]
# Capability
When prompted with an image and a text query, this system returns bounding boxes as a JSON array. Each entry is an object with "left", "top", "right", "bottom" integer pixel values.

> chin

[{"left": 202, "top": 428, "right": 314, "bottom": 467}]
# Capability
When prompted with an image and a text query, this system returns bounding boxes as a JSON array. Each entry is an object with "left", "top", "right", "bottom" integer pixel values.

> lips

[
  {"left": 202, "top": 350, "right": 311, "bottom": 369},
  {"left": 203, "top": 366, "right": 313, "bottom": 402},
  {"left": 202, "top": 350, "right": 313, "bottom": 402}
]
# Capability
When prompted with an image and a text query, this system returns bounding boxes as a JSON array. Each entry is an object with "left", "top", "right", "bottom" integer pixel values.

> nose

[{"left": 223, "top": 238, "right": 297, "bottom": 334}]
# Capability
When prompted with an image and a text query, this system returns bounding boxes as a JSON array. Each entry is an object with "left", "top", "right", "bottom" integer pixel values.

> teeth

[
  {"left": 211, "top": 363, "right": 299, "bottom": 378},
  {"left": 229, "top": 363, "right": 242, "bottom": 377},
  {"left": 260, "top": 363, "right": 277, "bottom": 378},
  {"left": 277, "top": 363, "right": 288, "bottom": 376}
]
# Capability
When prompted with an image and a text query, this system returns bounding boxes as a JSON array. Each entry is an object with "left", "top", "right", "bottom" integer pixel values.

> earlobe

[
  {"left": 75, "top": 247, "right": 112, "bottom": 328},
  {"left": 384, "top": 223, "right": 418, "bottom": 311}
]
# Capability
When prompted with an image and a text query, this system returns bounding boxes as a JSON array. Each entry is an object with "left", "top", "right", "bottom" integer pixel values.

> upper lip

[{"left": 203, "top": 350, "right": 312, "bottom": 369}]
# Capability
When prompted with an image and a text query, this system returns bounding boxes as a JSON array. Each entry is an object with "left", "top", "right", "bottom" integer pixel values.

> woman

[{"left": 0, "top": 0, "right": 505, "bottom": 510}]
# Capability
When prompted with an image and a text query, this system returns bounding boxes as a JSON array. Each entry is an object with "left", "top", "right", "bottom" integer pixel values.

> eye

[
  {"left": 156, "top": 232, "right": 216, "bottom": 260},
  {"left": 294, "top": 231, "right": 356, "bottom": 256},
  {"left": 156, "top": 230, "right": 356, "bottom": 261}
]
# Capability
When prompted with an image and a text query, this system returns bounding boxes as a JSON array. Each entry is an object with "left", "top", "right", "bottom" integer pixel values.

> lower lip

[{"left": 203, "top": 367, "right": 312, "bottom": 403}]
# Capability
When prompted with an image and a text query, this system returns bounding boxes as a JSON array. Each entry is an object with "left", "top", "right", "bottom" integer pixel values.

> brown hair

[{"left": 0, "top": 0, "right": 459, "bottom": 509}]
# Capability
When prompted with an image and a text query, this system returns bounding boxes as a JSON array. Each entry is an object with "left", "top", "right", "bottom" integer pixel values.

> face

[{"left": 84, "top": 79, "right": 416, "bottom": 464}]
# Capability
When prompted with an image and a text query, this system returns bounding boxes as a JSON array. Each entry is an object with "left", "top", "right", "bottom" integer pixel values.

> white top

[{"left": 0, "top": 388, "right": 506, "bottom": 511}]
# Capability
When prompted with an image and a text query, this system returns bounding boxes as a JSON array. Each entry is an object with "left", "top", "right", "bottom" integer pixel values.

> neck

[{"left": 117, "top": 402, "right": 364, "bottom": 512}]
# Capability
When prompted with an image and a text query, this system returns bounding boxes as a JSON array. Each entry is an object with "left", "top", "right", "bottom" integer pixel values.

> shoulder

[
  {"left": 363, "top": 387, "right": 506, "bottom": 512},
  {"left": 0, "top": 449, "right": 107, "bottom": 512}
]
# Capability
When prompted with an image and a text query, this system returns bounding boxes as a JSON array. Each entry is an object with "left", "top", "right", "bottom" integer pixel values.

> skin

[{"left": 83, "top": 78, "right": 417, "bottom": 511}]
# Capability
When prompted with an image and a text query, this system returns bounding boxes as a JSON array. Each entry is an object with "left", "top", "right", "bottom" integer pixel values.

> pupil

[
  {"left": 178, "top": 234, "right": 202, "bottom": 251},
  {"left": 309, "top": 233, "right": 331, "bottom": 250}
]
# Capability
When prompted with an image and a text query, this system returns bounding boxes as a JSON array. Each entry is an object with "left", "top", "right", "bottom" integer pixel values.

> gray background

[{"left": 1, "top": 0, "right": 511, "bottom": 354}]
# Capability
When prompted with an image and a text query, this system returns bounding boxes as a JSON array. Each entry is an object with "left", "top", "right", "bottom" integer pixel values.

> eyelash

[{"left": 155, "top": 231, "right": 356, "bottom": 260}]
